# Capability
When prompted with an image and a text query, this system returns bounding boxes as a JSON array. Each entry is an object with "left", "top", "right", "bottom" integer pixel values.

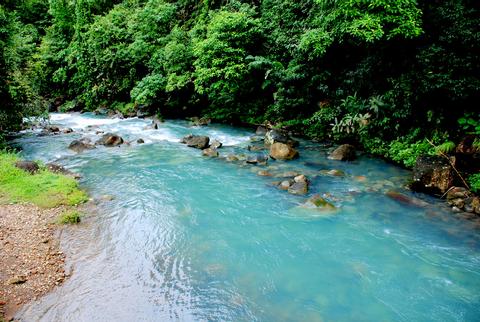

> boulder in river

[
  {"left": 137, "top": 138, "right": 145, "bottom": 144},
  {"left": 96, "top": 133, "right": 124, "bottom": 147},
  {"left": 181, "top": 134, "right": 210, "bottom": 149},
  {"left": 226, "top": 154, "right": 239, "bottom": 162},
  {"left": 202, "top": 148, "right": 219, "bottom": 158},
  {"left": 210, "top": 140, "right": 223, "bottom": 149},
  {"left": 68, "top": 138, "right": 95, "bottom": 153},
  {"left": 288, "top": 181, "right": 309, "bottom": 195},
  {"left": 328, "top": 144, "right": 356, "bottom": 161},
  {"left": 269, "top": 142, "right": 299, "bottom": 160},
  {"left": 62, "top": 127, "right": 74, "bottom": 134},
  {"left": 15, "top": 161, "right": 39, "bottom": 174},
  {"left": 264, "top": 129, "right": 299, "bottom": 148},
  {"left": 411, "top": 155, "right": 455, "bottom": 195},
  {"left": 246, "top": 154, "right": 268, "bottom": 165}
]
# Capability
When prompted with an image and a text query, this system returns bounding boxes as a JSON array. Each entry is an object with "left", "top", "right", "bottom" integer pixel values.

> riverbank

[
  {"left": 0, "top": 151, "right": 88, "bottom": 321},
  {"left": 0, "top": 204, "right": 68, "bottom": 320}
]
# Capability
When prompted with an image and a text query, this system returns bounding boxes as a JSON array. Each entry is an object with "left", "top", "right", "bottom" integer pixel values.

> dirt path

[{"left": 0, "top": 204, "right": 68, "bottom": 321}]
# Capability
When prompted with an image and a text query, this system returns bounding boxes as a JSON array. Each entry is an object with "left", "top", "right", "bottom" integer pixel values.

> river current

[{"left": 12, "top": 113, "right": 480, "bottom": 321}]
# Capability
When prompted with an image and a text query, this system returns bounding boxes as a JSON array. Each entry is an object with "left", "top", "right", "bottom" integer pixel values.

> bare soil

[{"left": 0, "top": 204, "right": 68, "bottom": 321}]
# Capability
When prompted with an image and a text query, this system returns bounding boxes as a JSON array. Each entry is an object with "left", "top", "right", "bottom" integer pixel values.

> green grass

[
  {"left": 0, "top": 151, "right": 88, "bottom": 208},
  {"left": 57, "top": 210, "right": 81, "bottom": 224}
]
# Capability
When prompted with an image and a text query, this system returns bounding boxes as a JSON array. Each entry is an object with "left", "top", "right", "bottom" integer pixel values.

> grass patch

[
  {"left": 0, "top": 151, "right": 88, "bottom": 208},
  {"left": 57, "top": 210, "right": 81, "bottom": 224}
]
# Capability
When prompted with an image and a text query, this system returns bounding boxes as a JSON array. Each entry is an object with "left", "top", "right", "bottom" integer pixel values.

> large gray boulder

[
  {"left": 181, "top": 134, "right": 210, "bottom": 149},
  {"left": 69, "top": 138, "right": 95, "bottom": 153},
  {"left": 328, "top": 144, "right": 356, "bottom": 161}
]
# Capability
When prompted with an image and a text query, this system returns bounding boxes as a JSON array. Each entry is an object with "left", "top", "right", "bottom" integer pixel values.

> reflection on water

[{"left": 14, "top": 113, "right": 480, "bottom": 322}]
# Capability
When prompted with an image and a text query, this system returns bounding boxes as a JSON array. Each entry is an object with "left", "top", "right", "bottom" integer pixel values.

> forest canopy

[{"left": 0, "top": 0, "right": 479, "bottom": 167}]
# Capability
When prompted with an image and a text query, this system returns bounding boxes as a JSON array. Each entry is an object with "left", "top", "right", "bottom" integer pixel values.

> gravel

[{"left": 0, "top": 204, "right": 69, "bottom": 321}]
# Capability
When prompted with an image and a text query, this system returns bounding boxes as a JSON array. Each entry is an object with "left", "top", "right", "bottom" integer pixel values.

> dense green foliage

[
  {"left": 0, "top": 0, "right": 479, "bottom": 171},
  {"left": 0, "top": 151, "right": 88, "bottom": 208}
]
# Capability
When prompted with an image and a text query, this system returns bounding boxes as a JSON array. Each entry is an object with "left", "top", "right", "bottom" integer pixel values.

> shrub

[
  {"left": 57, "top": 210, "right": 81, "bottom": 224},
  {"left": 468, "top": 173, "right": 480, "bottom": 194}
]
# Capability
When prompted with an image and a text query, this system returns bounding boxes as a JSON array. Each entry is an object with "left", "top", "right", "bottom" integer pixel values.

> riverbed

[{"left": 13, "top": 113, "right": 480, "bottom": 321}]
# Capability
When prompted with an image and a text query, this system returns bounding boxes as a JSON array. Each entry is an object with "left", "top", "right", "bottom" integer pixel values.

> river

[{"left": 12, "top": 113, "right": 480, "bottom": 321}]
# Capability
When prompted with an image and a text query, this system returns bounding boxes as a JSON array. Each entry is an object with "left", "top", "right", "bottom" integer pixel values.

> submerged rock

[
  {"left": 15, "top": 161, "right": 39, "bottom": 174},
  {"left": 202, "top": 148, "right": 219, "bottom": 157},
  {"left": 411, "top": 155, "right": 455, "bottom": 195},
  {"left": 303, "top": 195, "right": 336, "bottom": 210},
  {"left": 385, "top": 190, "right": 429, "bottom": 207},
  {"left": 328, "top": 144, "right": 356, "bottom": 161},
  {"left": 269, "top": 142, "right": 299, "bottom": 160},
  {"left": 257, "top": 170, "right": 272, "bottom": 177},
  {"left": 68, "top": 138, "right": 95, "bottom": 153},
  {"left": 181, "top": 134, "right": 210, "bottom": 149},
  {"left": 96, "top": 133, "right": 124, "bottom": 147},
  {"left": 226, "top": 154, "right": 239, "bottom": 162},
  {"left": 288, "top": 181, "right": 309, "bottom": 195}
]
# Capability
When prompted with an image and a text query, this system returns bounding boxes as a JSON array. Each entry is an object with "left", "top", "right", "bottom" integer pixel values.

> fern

[{"left": 435, "top": 141, "right": 456, "bottom": 154}]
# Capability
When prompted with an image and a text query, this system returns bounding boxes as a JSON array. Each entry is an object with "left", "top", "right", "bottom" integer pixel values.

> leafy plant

[
  {"left": 57, "top": 210, "right": 81, "bottom": 224},
  {"left": 468, "top": 173, "right": 480, "bottom": 194}
]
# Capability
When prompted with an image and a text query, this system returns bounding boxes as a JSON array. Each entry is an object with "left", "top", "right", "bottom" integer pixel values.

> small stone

[
  {"left": 226, "top": 154, "right": 239, "bottom": 162},
  {"left": 137, "top": 138, "right": 145, "bottom": 144},
  {"left": 279, "top": 180, "right": 292, "bottom": 190},
  {"left": 202, "top": 148, "right": 219, "bottom": 157},
  {"left": 257, "top": 170, "right": 272, "bottom": 177},
  {"left": 8, "top": 276, "right": 27, "bottom": 285}
]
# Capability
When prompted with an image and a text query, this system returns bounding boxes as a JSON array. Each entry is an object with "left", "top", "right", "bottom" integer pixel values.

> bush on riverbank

[{"left": 0, "top": 152, "right": 88, "bottom": 208}]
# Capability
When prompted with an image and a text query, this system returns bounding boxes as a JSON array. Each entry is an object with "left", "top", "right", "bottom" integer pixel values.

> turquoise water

[{"left": 14, "top": 113, "right": 480, "bottom": 321}]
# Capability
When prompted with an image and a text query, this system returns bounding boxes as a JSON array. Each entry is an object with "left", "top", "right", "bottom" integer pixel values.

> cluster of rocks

[
  {"left": 446, "top": 187, "right": 480, "bottom": 214},
  {"left": 180, "top": 134, "right": 223, "bottom": 157},
  {"left": 68, "top": 133, "right": 127, "bottom": 153},
  {"left": 411, "top": 154, "right": 480, "bottom": 215},
  {"left": 14, "top": 160, "right": 81, "bottom": 179},
  {"left": 39, "top": 125, "right": 74, "bottom": 136}
]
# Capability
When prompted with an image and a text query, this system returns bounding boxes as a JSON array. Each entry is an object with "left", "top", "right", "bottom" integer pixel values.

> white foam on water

[{"left": 51, "top": 112, "right": 124, "bottom": 130}]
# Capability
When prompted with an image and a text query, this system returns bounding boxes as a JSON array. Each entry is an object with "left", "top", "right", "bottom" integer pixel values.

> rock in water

[
  {"left": 202, "top": 148, "right": 219, "bottom": 157},
  {"left": 411, "top": 155, "right": 455, "bottom": 195},
  {"left": 288, "top": 181, "right": 308, "bottom": 195},
  {"left": 385, "top": 190, "right": 429, "bottom": 207},
  {"left": 269, "top": 142, "right": 299, "bottom": 160},
  {"left": 328, "top": 144, "right": 356, "bottom": 161},
  {"left": 304, "top": 195, "right": 336, "bottom": 210},
  {"left": 15, "top": 161, "right": 39, "bottom": 174},
  {"left": 265, "top": 129, "right": 289, "bottom": 146},
  {"left": 68, "top": 138, "right": 95, "bottom": 153},
  {"left": 137, "top": 138, "right": 145, "bottom": 144},
  {"left": 246, "top": 154, "right": 268, "bottom": 165},
  {"left": 210, "top": 140, "right": 223, "bottom": 149},
  {"left": 181, "top": 135, "right": 210, "bottom": 149},
  {"left": 96, "top": 133, "right": 124, "bottom": 147}
]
